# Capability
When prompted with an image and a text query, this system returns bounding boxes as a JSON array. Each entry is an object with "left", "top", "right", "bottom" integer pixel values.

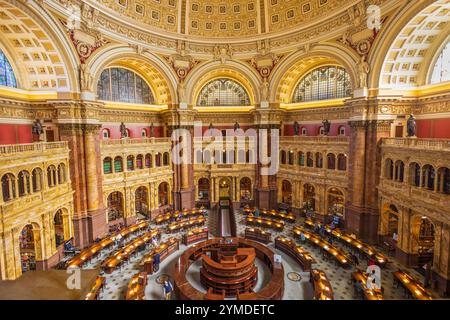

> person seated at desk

[
  {"left": 152, "top": 235, "right": 159, "bottom": 248},
  {"left": 254, "top": 208, "right": 260, "bottom": 217},
  {"left": 163, "top": 280, "right": 174, "bottom": 300},
  {"left": 300, "top": 232, "right": 306, "bottom": 243},
  {"left": 64, "top": 240, "right": 79, "bottom": 255}
]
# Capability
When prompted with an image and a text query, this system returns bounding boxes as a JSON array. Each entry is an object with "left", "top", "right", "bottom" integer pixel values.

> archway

[
  {"left": 411, "top": 216, "right": 435, "bottom": 267},
  {"left": 158, "top": 182, "right": 170, "bottom": 206},
  {"left": 107, "top": 191, "right": 124, "bottom": 223},
  {"left": 54, "top": 209, "right": 66, "bottom": 248},
  {"left": 303, "top": 183, "right": 316, "bottom": 211},
  {"left": 135, "top": 186, "right": 149, "bottom": 217},
  {"left": 19, "top": 224, "right": 37, "bottom": 273},
  {"left": 198, "top": 178, "right": 210, "bottom": 203},
  {"left": 327, "top": 187, "right": 344, "bottom": 218},
  {"left": 281, "top": 180, "right": 292, "bottom": 205},
  {"left": 219, "top": 178, "right": 231, "bottom": 199}
]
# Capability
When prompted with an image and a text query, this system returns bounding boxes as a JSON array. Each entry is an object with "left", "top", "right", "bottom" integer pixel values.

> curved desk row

[
  {"left": 167, "top": 216, "right": 206, "bottom": 233},
  {"left": 84, "top": 276, "right": 105, "bottom": 300},
  {"left": 246, "top": 216, "right": 285, "bottom": 232},
  {"left": 67, "top": 221, "right": 149, "bottom": 268},
  {"left": 275, "top": 236, "right": 316, "bottom": 271},
  {"left": 293, "top": 226, "right": 351, "bottom": 268},
  {"left": 245, "top": 228, "right": 271, "bottom": 244},
  {"left": 182, "top": 227, "right": 209, "bottom": 246},
  {"left": 101, "top": 229, "right": 161, "bottom": 273},
  {"left": 155, "top": 208, "right": 205, "bottom": 225},
  {"left": 141, "top": 237, "right": 180, "bottom": 274},
  {"left": 125, "top": 272, "right": 148, "bottom": 300},
  {"left": 243, "top": 208, "right": 296, "bottom": 223},
  {"left": 174, "top": 238, "right": 284, "bottom": 300},
  {"left": 393, "top": 270, "right": 433, "bottom": 300},
  {"left": 352, "top": 271, "right": 384, "bottom": 300},
  {"left": 310, "top": 269, "right": 334, "bottom": 300}
]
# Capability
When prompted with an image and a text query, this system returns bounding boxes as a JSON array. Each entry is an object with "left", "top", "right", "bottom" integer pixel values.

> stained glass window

[
  {"left": 97, "top": 67, "right": 155, "bottom": 104},
  {"left": 292, "top": 66, "right": 352, "bottom": 103},
  {"left": 431, "top": 41, "right": 450, "bottom": 84},
  {"left": 0, "top": 49, "right": 17, "bottom": 88},
  {"left": 197, "top": 78, "right": 251, "bottom": 106}
]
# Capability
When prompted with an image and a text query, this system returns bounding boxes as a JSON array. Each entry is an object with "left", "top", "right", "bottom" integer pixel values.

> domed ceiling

[{"left": 84, "top": 0, "right": 359, "bottom": 40}]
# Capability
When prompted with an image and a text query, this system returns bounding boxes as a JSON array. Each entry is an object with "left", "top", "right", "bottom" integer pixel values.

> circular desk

[{"left": 173, "top": 237, "right": 284, "bottom": 300}]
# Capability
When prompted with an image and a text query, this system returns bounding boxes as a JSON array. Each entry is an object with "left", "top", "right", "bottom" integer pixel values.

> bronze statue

[
  {"left": 407, "top": 114, "right": 417, "bottom": 137},
  {"left": 322, "top": 119, "right": 331, "bottom": 136},
  {"left": 234, "top": 122, "right": 240, "bottom": 131},
  {"left": 32, "top": 119, "right": 43, "bottom": 136},
  {"left": 120, "top": 122, "right": 127, "bottom": 138},
  {"left": 294, "top": 121, "right": 300, "bottom": 136}
]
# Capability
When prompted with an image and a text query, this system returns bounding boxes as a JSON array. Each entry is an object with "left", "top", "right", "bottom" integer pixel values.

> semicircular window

[
  {"left": 430, "top": 40, "right": 450, "bottom": 84},
  {"left": 97, "top": 67, "right": 155, "bottom": 104},
  {"left": 292, "top": 66, "right": 352, "bottom": 103},
  {"left": 197, "top": 78, "right": 251, "bottom": 106},
  {"left": 0, "top": 49, "right": 17, "bottom": 88}
]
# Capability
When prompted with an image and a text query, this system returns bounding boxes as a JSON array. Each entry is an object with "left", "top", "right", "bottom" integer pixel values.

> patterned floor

[{"left": 80, "top": 210, "right": 443, "bottom": 300}]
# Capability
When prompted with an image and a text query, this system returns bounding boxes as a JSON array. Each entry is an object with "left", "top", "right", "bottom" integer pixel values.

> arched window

[
  {"left": 32, "top": 168, "right": 43, "bottom": 192},
  {"left": 155, "top": 153, "right": 161, "bottom": 167},
  {"left": 1, "top": 173, "right": 16, "bottom": 202},
  {"left": 57, "top": 164, "right": 66, "bottom": 184},
  {"left": 430, "top": 40, "right": 450, "bottom": 84},
  {"left": 114, "top": 157, "right": 123, "bottom": 173},
  {"left": 337, "top": 154, "right": 347, "bottom": 171},
  {"left": 136, "top": 155, "right": 144, "bottom": 169},
  {"left": 141, "top": 129, "right": 148, "bottom": 137},
  {"left": 103, "top": 157, "right": 113, "bottom": 174},
  {"left": 47, "top": 166, "right": 57, "bottom": 187},
  {"left": 145, "top": 154, "right": 152, "bottom": 168},
  {"left": 197, "top": 78, "right": 251, "bottom": 106},
  {"left": 301, "top": 127, "right": 307, "bottom": 136},
  {"left": 409, "top": 163, "right": 420, "bottom": 187},
  {"left": 316, "top": 153, "right": 323, "bottom": 168},
  {"left": 292, "top": 66, "right": 352, "bottom": 103},
  {"left": 280, "top": 151, "right": 287, "bottom": 165},
  {"left": 97, "top": 67, "right": 155, "bottom": 104},
  {"left": 127, "top": 155, "right": 135, "bottom": 171},
  {"left": 298, "top": 151, "right": 305, "bottom": 166},
  {"left": 385, "top": 159, "right": 394, "bottom": 180},
  {"left": 338, "top": 126, "right": 346, "bottom": 136},
  {"left": 18, "top": 171, "right": 30, "bottom": 197},
  {"left": 0, "top": 49, "right": 17, "bottom": 88},
  {"left": 102, "top": 129, "right": 110, "bottom": 139},
  {"left": 394, "top": 161, "right": 405, "bottom": 182},
  {"left": 54, "top": 210, "right": 65, "bottom": 247},
  {"left": 288, "top": 151, "right": 294, "bottom": 165},
  {"left": 327, "top": 153, "right": 336, "bottom": 170},
  {"left": 306, "top": 152, "right": 314, "bottom": 167},
  {"left": 163, "top": 152, "right": 170, "bottom": 166}
]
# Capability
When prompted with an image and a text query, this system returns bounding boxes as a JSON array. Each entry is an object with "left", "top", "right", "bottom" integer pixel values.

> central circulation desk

[
  {"left": 243, "top": 208, "right": 296, "bottom": 223},
  {"left": 126, "top": 272, "right": 148, "bottom": 300},
  {"left": 101, "top": 229, "right": 160, "bottom": 274},
  {"left": 274, "top": 236, "right": 315, "bottom": 271},
  {"left": 352, "top": 271, "right": 384, "bottom": 300},
  {"left": 246, "top": 216, "right": 285, "bottom": 232},
  {"left": 293, "top": 226, "right": 351, "bottom": 268},
  {"left": 67, "top": 220, "right": 149, "bottom": 268},
  {"left": 182, "top": 227, "right": 209, "bottom": 245},
  {"left": 310, "top": 269, "right": 334, "bottom": 300},
  {"left": 393, "top": 270, "right": 433, "bottom": 300},
  {"left": 167, "top": 216, "right": 206, "bottom": 233},
  {"left": 245, "top": 228, "right": 271, "bottom": 244},
  {"left": 141, "top": 237, "right": 179, "bottom": 274}
]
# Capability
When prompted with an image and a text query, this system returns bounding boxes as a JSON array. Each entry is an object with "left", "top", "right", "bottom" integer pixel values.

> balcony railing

[
  {"left": 100, "top": 138, "right": 171, "bottom": 146},
  {"left": 382, "top": 138, "right": 450, "bottom": 152},
  {"left": 280, "top": 136, "right": 349, "bottom": 144},
  {"left": 0, "top": 142, "right": 68, "bottom": 156}
]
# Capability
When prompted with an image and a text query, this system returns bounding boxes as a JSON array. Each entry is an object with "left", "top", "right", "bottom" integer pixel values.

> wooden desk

[
  {"left": 167, "top": 216, "right": 206, "bottom": 233},
  {"left": 352, "top": 271, "right": 383, "bottom": 300},
  {"left": 244, "top": 228, "right": 271, "bottom": 244},
  {"left": 100, "top": 229, "right": 160, "bottom": 274},
  {"left": 246, "top": 216, "right": 285, "bottom": 232},
  {"left": 141, "top": 237, "right": 180, "bottom": 274},
  {"left": 204, "top": 288, "right": 225, "bottom": 300},
  {"left": 275, "top": 236, "right": 315, "bottom": 271},
  {"left": 67, "top": 221, "right": 149, "bottom": 268},
  {"left": 243, "top": 208, "right": 296, "bottom": 223},
  {"left": 293, "top": 226, "right": 351, "bottom": 268},
  {"left": 393, "top": 270, "right": 433, "bottom": 300},
  {"left": 125, "top": 272, "right": 148, "bottom": 300},
  {"left": 182, "top": 227, "right": 209, "bottom": 246},
  {"left": 310, "top": 269, "right": 333, "bottom": 300},
  {"left": 84, "top": 276, "right": 105, "bottom": 300},
  {"left": 155, "top": 208, "right": 203, "bottom": 224}
]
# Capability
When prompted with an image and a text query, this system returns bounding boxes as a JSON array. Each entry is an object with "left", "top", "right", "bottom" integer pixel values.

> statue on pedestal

[
  {"left": 32, "top": 119, "right": 44, "bottom": 141},
  {"left": 234, "top": 122, "right": 240, "bottom": 131},
  {"left": 407, "top": 114, "right": 417, "bottom": 137},
  {"left": 293, "top": 121, "right": 300, "bottom": 136},
  {"left": 322, "top": 119, "right": 331, "bottom": 136},
  {"left": 120, "top": 122, "right": 127, "bottom": 139}
]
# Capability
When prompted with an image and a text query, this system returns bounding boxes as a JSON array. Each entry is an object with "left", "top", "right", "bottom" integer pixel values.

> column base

[
  {"left": 345, "top": 205, "right": 379, "bottom": 244},
  {"left": 87, "top": 209, "right": 107, "bottom": 244},
  {"left": 178, "top": 188, "right": 195, "bottom": 210},
  {"left": 124, "top": 215, "right": 137, "bottom": 226},
  {"left": 72, "top": 215, "right": 89, "bottom": 248}
]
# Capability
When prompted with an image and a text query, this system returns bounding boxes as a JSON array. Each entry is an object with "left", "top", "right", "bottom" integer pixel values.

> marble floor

[{"left": 80, "top": 210, "right": 443, "bottom": 300}]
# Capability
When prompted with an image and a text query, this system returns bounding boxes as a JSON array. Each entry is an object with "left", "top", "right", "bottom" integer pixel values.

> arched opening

[
  {"left": 145, "top": 154, "right": 152, "bottom": 168},
  {"left": 301, "top": 127, "right": 307, "bottom": 136},
  {"left": 288, "top": 151, "right": 294, "bottom": 165},
  {"left": 327, "top": 153, "right": 336, "bottom": 170},
  {"left": 136, "top": 155, "right": 144, "bottom": 169},
  {"left": 114, "top": 156, "right": 123, "bottom": 173},
  {"left": 196, "top": 150, "right": 203, "bottom": 164},
  {"left": 198, "top": 178, "right": 210, "bottom": 203},
  {"left": 327, "top": 187, "right": 344, "bottom": 218},
  {"left": 337, "top": 154, "right": 347, "bottom": 171},
  {"left": 385, "top": 159, "right": 394, "bottom": 179},
  {"left": 18, "top": 170, "right": 31, "bottom": 197},
  {"left": 57, "top": 163, "right": 66, "bottom": 184},
  {"left": 102, "top": 157, "right": 112, "bottom": 174},
  {"left": 280, "top": 150, "right": 287, "bottom": 165},
  {"left": 306, "top": 152, "right": 314, "bottom": 167},
  {"left": 47, "top": 165, "right": 57, "bottom": 188},
  {"left": 219, "top": 178, "right": 231, "bottom": 198},
  {"left": 155, "top": 153, "right": 162, "bottom": 167},
  {"left": 197, "top": 78, "right": 251, "bottom": 106},
  {"left": 281, "top": 180, "right": 292, "bottom": 205},
  {"left": 0, "top": 49, "right": 18, "bottom": 88},
  {"left": 102, "top": 128, "right": 110, "bottom": 139},
  {"left": 158, "top": 182, "right": 170, "bottom": 206},
  {"left": 163, "top": 152, "right": 170, "bottom": 166},
  {"left": 315, "top": 152, "right": 323, "bottom": 168},
  {"left": 141, "top": 128, "right": 148, "bottom": 138},
  {"left": 412, "top": 216, "right": 435, "bottom": 267},
  {"left": 31, "top": 168, "right": 43, "bottom": 192},
  {"left": 409, "top": 162, "right": 421, "bottom": 187},
  {"left": 394, "top": 160, "right": 404, "bottom": 182},
  {"left": 421, "top": 165, "right": 435, "bottom": 190},
  {"left": 107, "top": 191, "right": 124, "bottom": 223},
  {"left": 19, "top": 225, "right": 37, "bottom": 273},
  {"left": 437, "top": 167, "right": 450, "bottom": 194},
  {"left": 1, "top": 173, "right": 16, "bottom": 202},
  {"left": 298, "top": 151, "right": 305, "bottom": 166},
  {"left": 303, "top": 183, "right": 316, "bottom": 211},
  {"left": 240, "top": 177, "right": 252, "bottom": 202},
  {"left": 135, "top": 186, "right": 149, "bottom": 217},
  {"left": 54, "top": 209, "right": 65, "bottom": 248},
  {"left": 127, "top": 155, "right": 135, "bottom": 171},
  {"left": 338, "top": 126, "right": 346, "bottom": 136}
]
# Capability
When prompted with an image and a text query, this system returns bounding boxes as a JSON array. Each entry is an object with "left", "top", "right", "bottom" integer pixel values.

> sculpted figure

[{"left": 407, "top": 114, "right": 417, "bottom": 137}]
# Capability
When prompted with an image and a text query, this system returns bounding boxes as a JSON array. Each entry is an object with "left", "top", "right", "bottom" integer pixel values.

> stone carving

[
  {"left": 260, "top": 79, "right": 269, "bottom": 102},
  {"left": 120, "top": 122, "right": 127, "bottom": 138},
  {"left": 213, "top": 44, "right": 233, "bottom": 64},
  {"left": 407, "top": 114, "right": 417, "bottom": 137},
  {"left": 79, "top": 64, "right": 93, "bottom": 91},
  {"left": 32, "top": 119, "right": 44, "bottom": 140},
  {"left": 177, "top": 81, "right": 186, "bottom": 103},
  {"left": 322, "top": 120, "right": 331, "bottom": 136},
  {"left": 357, "top": 55, "right": 370, "bottom": 89}
]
